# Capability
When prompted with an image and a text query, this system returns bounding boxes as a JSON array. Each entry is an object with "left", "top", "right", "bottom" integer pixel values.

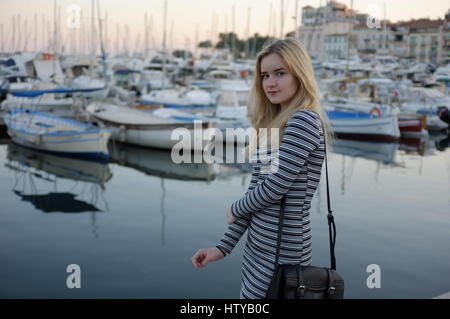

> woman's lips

[{"left": 268, "top": 91, "right": 280, "bottom": 96}]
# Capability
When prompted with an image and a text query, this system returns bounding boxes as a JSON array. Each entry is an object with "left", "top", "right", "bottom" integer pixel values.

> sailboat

[
  {"left": 86, "top": 101, "right": 215, "bottom": 151},
  {"left": 4, "top": 105, "right": 111, "bottom": 161}
]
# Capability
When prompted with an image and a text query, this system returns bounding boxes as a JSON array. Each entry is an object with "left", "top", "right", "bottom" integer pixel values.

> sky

[{"left": 0, "top": 0, "right": 449, "bottom": 54}]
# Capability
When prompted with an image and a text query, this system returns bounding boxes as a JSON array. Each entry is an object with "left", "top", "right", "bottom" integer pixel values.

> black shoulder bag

[{"left": 266, "top": 138, "right": 344, "bottom": 299}]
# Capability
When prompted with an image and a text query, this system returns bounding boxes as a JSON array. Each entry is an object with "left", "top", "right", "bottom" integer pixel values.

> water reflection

[
  {"left": 108, "top": 141, "right": 215, "bottom": 181},
  {"left": 330, "top": 131, "right": 450, "bottom": 195},
  {"left": 333, "top": 130, "right": 450, "bottom": 160},
  {"left": 108, "top": 142, "right": 216, "bottom": 245},
  {"left": 5, "top": 143, "right": 113, "bottom": 237},
  {"left": 13, "top": 191, "right": 101, "bottom": 213},
  {"left": 332, "top": 138, "right": 398, "bottom": 164},
  {"left": 6, "top": 142, "right": 113, "bottom": 186},
  {"left": 433, "top": 132, "right": 450, "bottom": 151}
]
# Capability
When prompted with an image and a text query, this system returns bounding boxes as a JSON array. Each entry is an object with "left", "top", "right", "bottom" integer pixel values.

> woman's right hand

[{"left": 191, "top": 247, "right": 225, "bottom": 268}]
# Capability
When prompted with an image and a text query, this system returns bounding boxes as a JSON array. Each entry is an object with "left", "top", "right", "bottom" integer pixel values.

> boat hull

[
  {"left": 329, "top": 112, "right": 401, "bottom": 142},
  {"left": 100, "top": 119, "right": 213, "bottom": 151},
  {"left": 4, "top": 110, "right": 111, "bottom": 161},
  {"left": 398, "top": 114, "right": 428, "bottom": 138},
  {"left": 86, "top": 102, "right": 216, "bottom": 151}
]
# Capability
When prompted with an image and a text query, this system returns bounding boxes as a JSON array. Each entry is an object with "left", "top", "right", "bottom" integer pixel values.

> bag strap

[{"left": 274, "top": 132, "right": 337, "bottom": 270}]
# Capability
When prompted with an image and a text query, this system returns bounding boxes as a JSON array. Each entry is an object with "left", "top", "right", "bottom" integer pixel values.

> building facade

[
  {"left": 402, "top": 19, "right": 444, "bottom": 64},
  {"left": 324, "top": 34, "right": 348, "bottom": 60},
  {"left": 297, "top": 0, "right": 448, "bottom": 64},
  {"left": 443, "top": 9, "right": 450, "bottom": 62}
]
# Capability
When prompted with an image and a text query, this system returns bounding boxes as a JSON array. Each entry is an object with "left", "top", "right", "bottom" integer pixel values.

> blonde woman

[{"left": 191, "top": 38, "right": 333, "bottom": 299}]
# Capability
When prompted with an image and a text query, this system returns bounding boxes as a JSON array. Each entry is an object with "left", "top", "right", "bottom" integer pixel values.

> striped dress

[{"left": 216, "top": 109, "right": 325, "bottom": 299}]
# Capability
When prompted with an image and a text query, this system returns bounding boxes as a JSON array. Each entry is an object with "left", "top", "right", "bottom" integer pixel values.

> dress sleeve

[
  {"left": 230, "top": 110, "right": 321, "bottom": 219},
  {"left": 216, "top": 165, "right": 260, "bottom": 255}
]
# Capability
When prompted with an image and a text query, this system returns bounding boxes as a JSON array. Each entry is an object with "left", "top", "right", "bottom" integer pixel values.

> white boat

[
  {"left": 86, "top": 101, "right": 216, "bottom": 151},
  {"left": 203, "top": 82, "right": 251, "bottom": 145},
  {"left": 5, "top": 52, "right": 65, "bottom": 84},
  {"left": 1, "top": 92, "right": 74, "bottom": 114},
  {"left": 326, "top": 107, "right": 400, "bottom": 142},
  {"left": 139, "top": 86, "right": 214, "bottom": 108},
  {"left": 70, "top": 75, "right": 109, "bottom": 99},
  {"left": 399, "top": 87, "right": 450, "bottom": 131},
  {"left": 62, "top": 55, "right": 109, "bottom": 99},
  {"left": 141, "top": 69, "right": 172, "bottom": 90},
  {"left": 4, "top": 109, "right": 111, "bottom": 161},
  {"left": 433, "top": 64, "right": 450, "bottom": 87},
  {"left": 324, "top": 96, "right": 427, "bottom": 137},
  {"left": 0, "top": 86, "right": 111, "bottom": 126}
]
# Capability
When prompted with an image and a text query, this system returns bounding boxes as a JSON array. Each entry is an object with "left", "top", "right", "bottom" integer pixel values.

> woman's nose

[{"left": 266, "top": 76, "right": 276, "bottom": 87}]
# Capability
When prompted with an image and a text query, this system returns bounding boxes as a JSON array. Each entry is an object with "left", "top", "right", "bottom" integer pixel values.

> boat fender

[
  {"left": 437, "top": 106, "right": 450, "bottom": 125},
  {"left": 370, "top": 106, "right": 382, "bottom": 118}
]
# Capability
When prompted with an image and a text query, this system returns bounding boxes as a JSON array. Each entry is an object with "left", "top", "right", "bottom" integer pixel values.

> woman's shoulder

[{"left": 288, "top": 109, "right": 320, "bottom": 127}]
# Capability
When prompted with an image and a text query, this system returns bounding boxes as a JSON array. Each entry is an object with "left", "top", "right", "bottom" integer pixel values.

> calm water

[{"left": 1, "top": 132, "right": 450, "bottom": 299}]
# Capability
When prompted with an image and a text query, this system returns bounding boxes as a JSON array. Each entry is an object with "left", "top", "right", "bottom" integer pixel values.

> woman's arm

[
  {"left": 230, "top": 110, "right": 321, "bottom": 219},
  {"left": 215, "top": 165, "right": 260, "bottom": 255}
]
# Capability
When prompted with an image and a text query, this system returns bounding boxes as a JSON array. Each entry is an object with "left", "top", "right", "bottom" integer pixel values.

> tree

[
  {"left": 215, "top": 32, "right": 245, "bottom": 58},
  {"left": 245, "top": 33, "right": 276, "bottom": 58},
  {"left": 198, "top": 40, "right": 212, "bottom": 48},
  {"left": 197, "top": 33, "right": 276, "bottom": 58}
]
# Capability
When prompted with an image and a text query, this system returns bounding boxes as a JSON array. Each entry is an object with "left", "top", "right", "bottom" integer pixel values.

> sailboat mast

[
  {"left": 383, "top": 2, "right": 387, "bottom": 56},
  {"left": 231, "top": 5, "right": 235, "bottom": 58},
  {"left": 346, "top": 0, "right": 353, "bottom": 76},
  {"left": 294, "top": 0, "right": 299, "bottom": 38},
  {"left": 162, "top": 0, "right": 167, "bottom": 90},
  {"left": 170, "top": 19, "right": 174, "bottom": 53},
  {"left": 96, "top": 0, "right": 107, "bottom": 79},
  {"left": 17, "top": 15, "right": 21, "bottom": 52},
  {"left": 0, "top": 23, "right": 3, "bottom": 53},
  {"left": 194, "top": 24, "right": 198, "bottom": 58},
  {"left": 53, "top": 0, "right": 57, "bottom": 52},
  {"left": 91, "top": 0, "right": 96, "bottom": 55},
  {"left": 150, "top": 14, "right": 155, "bottom": 49},
  {"left": 245, "top": 7, "right": 250, "bottom": 58},
  {"left": 280, "top": 0, "right": 284, "bottom": 38},
  {"left": 145, "top": 13, "right": 149, "bottom": 58},
  {"left": 23, "top": 19, "right": 28, "bottom": 51},
  {"left": 268, "top": 2, "right": 272, "bottom": 37},
  {"left": 34, "top": 13, "right": 38, "bottom": 52}
]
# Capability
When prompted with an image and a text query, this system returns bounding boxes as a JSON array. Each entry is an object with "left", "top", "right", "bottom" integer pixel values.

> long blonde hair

[{"left": 245, "top": 37, "right": 333, "bottom": 158}]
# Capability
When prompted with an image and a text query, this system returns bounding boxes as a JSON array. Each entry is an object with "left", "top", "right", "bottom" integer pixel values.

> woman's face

[{"left": 260, "top": 53, "right": 299, "bottom": 108}]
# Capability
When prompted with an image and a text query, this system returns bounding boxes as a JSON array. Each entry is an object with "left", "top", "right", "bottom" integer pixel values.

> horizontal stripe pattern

[{"left": 216, "top": 110, "right": 325, "bottom": 299}]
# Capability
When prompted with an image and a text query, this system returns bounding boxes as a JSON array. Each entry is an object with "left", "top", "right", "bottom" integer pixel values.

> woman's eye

[
  {"left": 276, "top": 72, "right": 285, "bottom": 76},
  {"left": 261, "top": 74, "right": 269, "bottom": 79}
]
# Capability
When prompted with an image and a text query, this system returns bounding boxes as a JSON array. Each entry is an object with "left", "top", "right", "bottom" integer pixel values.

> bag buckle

[
  {"left": 297, "top": 285, "right": 305, "bottom": 298},
  {"left": 327, "top": 286, "right": 336, "bottom": 297}
]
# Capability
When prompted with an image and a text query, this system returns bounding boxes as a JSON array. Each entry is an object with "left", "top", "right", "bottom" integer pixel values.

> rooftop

[{"left": 397, "top": 18, "right": 444, "bottom": 29}]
